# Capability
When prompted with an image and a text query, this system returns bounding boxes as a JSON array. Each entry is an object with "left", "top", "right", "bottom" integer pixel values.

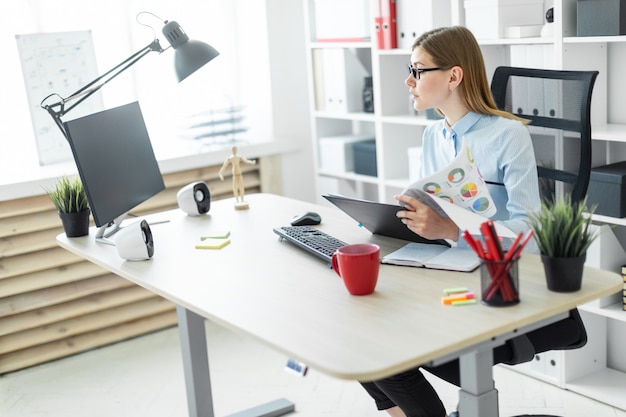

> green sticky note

[
  {"left": 443, "top": 287, "right": 469, "bottom": 295},
  {"left": 451, "top": 299, "right": 477, "bottom": 306},
  {"left": 201, "top": 230, "right": 231, "bottom": 240}
]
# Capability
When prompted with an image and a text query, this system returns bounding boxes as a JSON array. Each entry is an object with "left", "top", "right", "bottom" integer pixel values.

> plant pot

[
  {"left": 541, "top": 253, "right": 586, "bottom": 292},
  {"left": 59, "top": 209, "right": 90, "bottom": 238}
]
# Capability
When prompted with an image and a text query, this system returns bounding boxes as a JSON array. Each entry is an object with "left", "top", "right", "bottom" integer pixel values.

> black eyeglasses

[{"left": 407, "top": 65, "right": 443, "bottom": 80}]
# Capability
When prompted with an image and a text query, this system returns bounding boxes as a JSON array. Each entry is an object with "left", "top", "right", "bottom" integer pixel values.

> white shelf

[
  {"left": 564, "top": 35, "right": 626, "bottom": 44},
  {"left": 385, "top": 178, "right": 410, "bottom": 189},
  {"left": 579, "top": 301, "right": 626, "bottom": 322},
  {"left": 318, "top": 170, "right": 379, "bottom": 185},
  {"left": 591, "top": 213, "right": 626, "bottom": 227},
  {"left": 381, "top": 115, "right": 433, "bottom": 126},
  {"left": 592, "top": 124, "right": 626, "bottom": 143},
  {"left": 566, "top": 368, "right": 626, "bottom": 411},
  {"left": 377, "top": 48, "right": 412, "bottom": 56},
  {"left": 477, "top": 37, "right": 555, "bottom": 45},
  {"left": 313, "top": 111, "right": 376, "bottom": 122},
  {"left": 309, "top": 41, "right": 372, "bottom": 49}
]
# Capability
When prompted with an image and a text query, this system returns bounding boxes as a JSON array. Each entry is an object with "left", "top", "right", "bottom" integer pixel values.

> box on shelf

[
  {"left": 318, "top": 134, "right": 374, "bottom": 174},
  {"left": 577, "top": 0, "right": 626, "bottom": 36},
  {"left": 353, "top": 140, "right": 377, "bottom": 177},
  {"left": 587, "top": 161, "right": 626, "bottom": 217},
  {"left": 396, "top": 0, "right": 451, "bottom": 49},
  {"left": 464, "top": 0, "right": 545, "bottom": 39},
  {"left": 504, "top": 24, "right": 543, "bottom": 38},
  {"left": 312, "top": 0, "right": 370, "bottom": 42}
]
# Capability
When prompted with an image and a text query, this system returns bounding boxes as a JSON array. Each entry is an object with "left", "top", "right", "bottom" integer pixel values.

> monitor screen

[{"left": 64, "top": 101, "right": 165, "bottom": 232}]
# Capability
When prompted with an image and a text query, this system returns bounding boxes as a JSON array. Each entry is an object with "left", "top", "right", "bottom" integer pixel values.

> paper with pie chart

[{"left": 403, "top": 144, "right": 497, "bottom": 218}]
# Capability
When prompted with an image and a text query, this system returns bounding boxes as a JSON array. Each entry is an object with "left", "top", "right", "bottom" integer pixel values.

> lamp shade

[{"left": 162, "top": 20, "right": 220, "bottom": 82}]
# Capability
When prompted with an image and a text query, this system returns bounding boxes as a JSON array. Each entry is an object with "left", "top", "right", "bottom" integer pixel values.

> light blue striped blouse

[{"left": 418, "top": 111, "right": 541, "bottom": 249}]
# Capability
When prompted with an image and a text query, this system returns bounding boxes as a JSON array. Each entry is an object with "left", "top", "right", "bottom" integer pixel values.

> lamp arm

[{"left": 40, "top": 38, "right": 166, "bottom": 139}]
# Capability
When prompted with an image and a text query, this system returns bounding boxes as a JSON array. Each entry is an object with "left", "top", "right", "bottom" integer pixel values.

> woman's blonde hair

[{"left": 413, "top": 26, "right": 527, "bottom": 123}]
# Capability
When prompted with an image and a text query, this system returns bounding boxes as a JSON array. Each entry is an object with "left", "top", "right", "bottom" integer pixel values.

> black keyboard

[{"left": 273, "top": 226, "right": 348, "bottom": 263}]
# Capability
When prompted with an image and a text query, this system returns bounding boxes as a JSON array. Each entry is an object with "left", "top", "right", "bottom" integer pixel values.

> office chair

[
  {"left": 490, "top": 66, "right": 599, "bottom": 417},
  {"left": 490, "top": 66, "right": 598, "bottom": 204}
]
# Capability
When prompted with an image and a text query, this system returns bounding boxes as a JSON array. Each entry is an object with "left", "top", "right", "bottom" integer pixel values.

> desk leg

[
  {"left": 176, "top": 306, "right": 296, "bottom": 417},
  {"left": 177, "top": 305, "right": 215, "bottom": 417},
  {"left": 458, "top": 348, "right": 499, "bottom": 417}
]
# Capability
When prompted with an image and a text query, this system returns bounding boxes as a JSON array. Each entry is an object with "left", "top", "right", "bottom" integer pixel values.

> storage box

[
  {"left": 577, "top": 0, "right": 626, "bottom": 36},
  {"left": 396, "top": 0, "right": 451, "bottom": 49},
  {"left": 587, "top": 161, "right": 626, "bottom": 217},
  {"left": 464, "top": 0, "right": 545, "bottom": 39},
  {"left": 353, "top": 140, "right": 377, "bottom": 177},
  {"left": 313, "top": 0, "right": 370, "bottom": 41},
  {"left": 318, "top": 134, "right": 374, "bottom": 174}
]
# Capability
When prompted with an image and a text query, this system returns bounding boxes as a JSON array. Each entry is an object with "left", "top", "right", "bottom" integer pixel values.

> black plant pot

[
  {"left": 59, "top": 209, "right": 90, "bottom": 238},
  {"left": 541, "top": 253, "right": 586, "bottom": 292}
]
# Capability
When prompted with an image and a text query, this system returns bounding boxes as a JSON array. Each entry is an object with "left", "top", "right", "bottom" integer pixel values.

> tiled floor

[{"left": 2, "top": 321, "right": 625, "bottom": 417}]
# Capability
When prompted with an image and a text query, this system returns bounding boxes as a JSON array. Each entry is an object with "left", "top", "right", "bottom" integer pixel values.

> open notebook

[{"left": 381, "top": 242, "right": 480, "bottom": 272}]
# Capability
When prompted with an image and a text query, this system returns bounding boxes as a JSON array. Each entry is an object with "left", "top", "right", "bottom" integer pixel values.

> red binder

[
  {"left": 378, "top": 0, "right": 397, "bottom": 49},
  {"left": 375, "top": 0, "right": 384, "bottom": 49}
]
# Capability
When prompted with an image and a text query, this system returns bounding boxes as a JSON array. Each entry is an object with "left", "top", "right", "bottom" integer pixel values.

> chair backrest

[{"left": 490, "top": 66, "right": 598, "bottom": 205}]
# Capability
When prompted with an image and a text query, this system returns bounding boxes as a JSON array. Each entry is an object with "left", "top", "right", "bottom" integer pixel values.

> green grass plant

[
  {"left": 46, "top": 176, "right": 89, "bottom": 214},
  {"left": 527, "top": 195, "right": 598, "bottom": 258}
]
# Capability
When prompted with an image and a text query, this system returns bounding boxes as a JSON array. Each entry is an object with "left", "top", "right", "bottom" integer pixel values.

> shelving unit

[{"left": 303, "top": 0, "right": 626, "bottom": 410}]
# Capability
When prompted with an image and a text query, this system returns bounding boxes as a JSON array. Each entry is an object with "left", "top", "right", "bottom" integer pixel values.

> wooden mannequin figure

[{"left": 218, "top": 145, "right": 256, "bottom": 210}]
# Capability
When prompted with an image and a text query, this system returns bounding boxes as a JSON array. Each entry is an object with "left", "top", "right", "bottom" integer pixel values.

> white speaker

[
  {"left": 115, "top": 219, "right": 154, "bottom": 260},
  {"left": 177, "top": 181, "right": 211, "bottom": 215}
]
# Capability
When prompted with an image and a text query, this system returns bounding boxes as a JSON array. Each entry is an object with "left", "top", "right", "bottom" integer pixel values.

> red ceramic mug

[{"left": 331, "top": 243, "right": 380, "bottom": 295}]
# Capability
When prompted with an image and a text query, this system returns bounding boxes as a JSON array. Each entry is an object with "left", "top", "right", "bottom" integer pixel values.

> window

[{"left": 2, "top": 0, "right": 271, "bottom": 172}]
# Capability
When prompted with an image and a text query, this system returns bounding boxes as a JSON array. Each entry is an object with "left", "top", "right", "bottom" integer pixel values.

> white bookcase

[{"left": 303, "top": 0, "right": 626, "bottom": 410}]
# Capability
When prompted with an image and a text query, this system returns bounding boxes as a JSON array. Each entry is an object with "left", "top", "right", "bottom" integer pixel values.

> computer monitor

[{"left": 64, "top": 101, "right": 165, "bottom": 239}]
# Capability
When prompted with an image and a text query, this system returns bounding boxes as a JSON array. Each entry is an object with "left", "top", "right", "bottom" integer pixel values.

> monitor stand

[{"left": 95, "top": 212, "right": 128, "bottom": 244}]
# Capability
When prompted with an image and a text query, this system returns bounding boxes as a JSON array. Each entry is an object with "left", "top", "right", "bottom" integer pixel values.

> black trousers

[{"left": 359, "top": 315, "right": 581, "bottom": 417}]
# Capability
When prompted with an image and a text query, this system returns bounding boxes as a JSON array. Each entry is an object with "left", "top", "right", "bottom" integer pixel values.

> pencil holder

[{"left": 480, "top": 257, "right": 520, "bottom": 306}]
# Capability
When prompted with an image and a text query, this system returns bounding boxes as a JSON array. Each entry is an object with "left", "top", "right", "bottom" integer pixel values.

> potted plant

[
  {"left": 527, "top": 194, "right": 599, "bottom": 292},
  {"left": 46, "top": 175, "right": 90, "bottom": 237}
]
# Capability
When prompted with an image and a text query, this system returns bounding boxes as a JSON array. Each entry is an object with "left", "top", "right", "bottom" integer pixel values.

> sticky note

[
  {"left": 195, "top": 238, "right": 230, "bottom": 249},
  {"left": 441, "top": 292, "right": 475, "bottom": 305},
  {"left": 443, "top": 287, "right": 469, "bottom": 295},
  {"left": 451, "top": 299, "right": 478, "bottom": 306},
  {"left": 201, "top": 230, "right": 230, "bottom": 240}
]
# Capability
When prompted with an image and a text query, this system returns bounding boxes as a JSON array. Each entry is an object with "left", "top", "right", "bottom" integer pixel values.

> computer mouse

[{"left": 290, "top": 211, "right": 322, "bottom": 226}]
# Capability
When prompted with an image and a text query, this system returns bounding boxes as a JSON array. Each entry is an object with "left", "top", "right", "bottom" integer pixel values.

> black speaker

[
  {"left": 115, "top": 219, "right": 154, "bottom": 260},
  {"left": 177, "top": 181, "right": 211, "bottom": 215}
]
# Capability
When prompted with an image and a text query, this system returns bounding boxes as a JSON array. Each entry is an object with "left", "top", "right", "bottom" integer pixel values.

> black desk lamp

[{"left": 40, "top": 12, "right": 220, "bottom": 139}]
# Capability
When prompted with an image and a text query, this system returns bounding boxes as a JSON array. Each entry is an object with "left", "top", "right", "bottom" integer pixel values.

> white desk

[{"left": 57, "top": 193, "right": 622, "bottom": 417}]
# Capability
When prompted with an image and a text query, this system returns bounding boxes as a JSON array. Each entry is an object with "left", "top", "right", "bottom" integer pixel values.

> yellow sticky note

[{"left": 195, "top": 238, "right": 231, "bottom": 249}]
